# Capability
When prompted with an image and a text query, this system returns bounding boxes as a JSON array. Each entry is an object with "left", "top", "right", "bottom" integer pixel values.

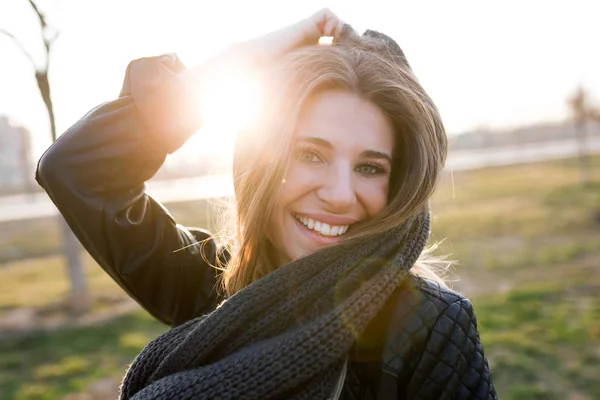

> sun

[{"left": 193, "top": 67, "right": 263, "bottom": 154}]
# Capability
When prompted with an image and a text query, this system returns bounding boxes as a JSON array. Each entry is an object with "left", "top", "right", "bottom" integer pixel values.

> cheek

[
  {"left": 358, "top": 179, "right": 389, "bottom": 217},
  {"left": 270, "top": 165, "right": 315, "bottom": 226},
  {"left": 280, "top": 164, "right": 317, "bottom": 202}
]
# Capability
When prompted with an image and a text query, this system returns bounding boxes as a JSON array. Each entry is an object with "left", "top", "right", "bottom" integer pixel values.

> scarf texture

[{"left": 120, "top": 26, "right": 430, "bottom": 400}]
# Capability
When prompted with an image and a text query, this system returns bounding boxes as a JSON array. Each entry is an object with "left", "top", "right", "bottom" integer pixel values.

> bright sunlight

[
  {"left": 190, "top": 68, "right": 263, "bottom": 155},
  {"left": 191, "top": 39, "right": 333, "bottom": 155}
]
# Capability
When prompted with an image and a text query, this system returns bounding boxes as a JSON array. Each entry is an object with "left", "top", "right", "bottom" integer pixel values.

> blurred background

[{"left": 1, "top": 0, "right": 599, "bottom": 399}]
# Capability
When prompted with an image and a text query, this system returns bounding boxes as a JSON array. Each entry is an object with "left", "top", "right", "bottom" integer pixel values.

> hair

[{"left": 219, "top": 35, "right": 450, "bottom": 296}]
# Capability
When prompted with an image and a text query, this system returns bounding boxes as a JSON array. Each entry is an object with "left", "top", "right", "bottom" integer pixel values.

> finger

[
  {"left": 323, "top": 15, "right": 339, "bottom": 37},
  {"left": 321, "top": 9, "right": 343, "bottom": 38},
  {"left": 312, "top": 8, "right": 330, "bottom": 31},
  {"left": 333, "top": 19, "right": 345, "bottom": 39},
  {"left": 318, "top": 7, "right": 333, "bottom": 19}
]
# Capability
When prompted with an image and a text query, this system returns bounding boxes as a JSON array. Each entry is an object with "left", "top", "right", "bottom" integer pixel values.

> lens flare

[{"left": 198, "top": 68, "right": 263, "bottom": 150}]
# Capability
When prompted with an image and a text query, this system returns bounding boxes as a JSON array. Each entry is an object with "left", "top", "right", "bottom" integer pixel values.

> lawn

[{"left": 0, "top": 154, "right": 599, "bottom": 399}]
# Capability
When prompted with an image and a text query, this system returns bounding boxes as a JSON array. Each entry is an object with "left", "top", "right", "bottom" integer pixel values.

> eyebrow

[
  {"left": 361, "top": 150, "right": 393, "bottom": 164},
  {"left": 296, "top": 137, "right": 393, "bottom": 164}
]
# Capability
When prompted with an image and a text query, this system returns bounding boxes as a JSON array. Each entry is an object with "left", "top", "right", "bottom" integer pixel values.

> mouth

[{"left": 291, "top": 212, "right": 351, "bottom": 238}]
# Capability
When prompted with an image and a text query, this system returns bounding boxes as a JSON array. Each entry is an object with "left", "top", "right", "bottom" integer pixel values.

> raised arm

[
  {"left": 36, "top": 54, "right": 222, "bottom": 326},
  {"left": 36, "top": 9, "right": 346, "bottom": 326}
]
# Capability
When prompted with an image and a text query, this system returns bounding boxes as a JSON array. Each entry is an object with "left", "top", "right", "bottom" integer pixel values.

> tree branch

[
  {"left": 26, "top": 0, "right": 56, "bottom": 70},
  {"left": 0, "top": 29, "right": 37, "bottom": 68},
  {"left": 45, "top": 32, "right": 61, "bottom": 70},
  {"left": 28, "top": 0, "right": 47, "bottom": 29},
  {"left": 31, "top": 0, "right": 60, "bottom": 70}
]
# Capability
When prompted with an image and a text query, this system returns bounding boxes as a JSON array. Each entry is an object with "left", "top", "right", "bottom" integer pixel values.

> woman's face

[{"left": 268, "top": 89, "right": 394, "bottom": 265}]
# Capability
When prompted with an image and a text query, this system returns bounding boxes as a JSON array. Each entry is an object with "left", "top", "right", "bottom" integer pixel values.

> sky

[{"left": 0, "top": 0, "right": 599, "bottom": 161}]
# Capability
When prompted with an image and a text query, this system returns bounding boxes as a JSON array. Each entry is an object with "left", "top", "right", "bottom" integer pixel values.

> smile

[{"left": 292, "top": 213, "right": 350, "bottom": 237}]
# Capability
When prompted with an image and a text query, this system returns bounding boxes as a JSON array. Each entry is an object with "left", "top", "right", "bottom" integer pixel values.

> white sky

[{"left": 1, "top": 0, "right": 599, "bottom": 160}]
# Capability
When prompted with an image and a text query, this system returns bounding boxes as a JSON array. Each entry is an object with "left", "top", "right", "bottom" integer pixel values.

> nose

[{"left": 316, "top": 162, "right": 356, "bottom": 212}]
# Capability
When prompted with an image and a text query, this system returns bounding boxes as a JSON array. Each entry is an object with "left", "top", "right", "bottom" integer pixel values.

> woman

[{"left": 36, "top": 9, "right": 497, "bottom": 400}]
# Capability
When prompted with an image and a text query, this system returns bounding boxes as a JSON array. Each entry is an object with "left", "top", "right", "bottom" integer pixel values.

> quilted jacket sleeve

[
  {"left": 36, "top": 54, "right": 222, "bottom": 326},
  {"left": 407, "top": 296, "right": 498, "bottom": 399}
]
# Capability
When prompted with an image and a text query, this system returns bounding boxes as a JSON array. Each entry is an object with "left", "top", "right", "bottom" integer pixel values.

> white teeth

[{"left": 293, "top": 214, "right": 350, "bottom": 237}]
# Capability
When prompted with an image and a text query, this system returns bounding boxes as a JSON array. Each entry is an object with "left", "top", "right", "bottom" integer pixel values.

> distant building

[{"left": 0, "top": 116, "right": 32, "bottom": 193}]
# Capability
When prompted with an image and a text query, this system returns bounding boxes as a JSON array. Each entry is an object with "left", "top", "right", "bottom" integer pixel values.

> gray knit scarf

[
  {"left": 120, "top": 209, "right": 430, "bottom": 400},
  {"left": 120, "top": 27, "right": 428, "bottom": 400}
]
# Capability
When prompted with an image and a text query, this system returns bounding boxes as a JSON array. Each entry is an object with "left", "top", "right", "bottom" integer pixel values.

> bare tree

[
  {"left": 1, "top": 0, "right": 90, "bottom": 312},
  {"left": 567, "top": 85, "right": 594, "bottom": 187}
]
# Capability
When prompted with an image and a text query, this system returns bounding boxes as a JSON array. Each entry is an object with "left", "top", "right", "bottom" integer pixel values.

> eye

[
  {"left": 355, "top": 163, "right": 388, "bottom": 176},
  {"left": 294, "top": 147, "right": 323, "bottom": 164}
]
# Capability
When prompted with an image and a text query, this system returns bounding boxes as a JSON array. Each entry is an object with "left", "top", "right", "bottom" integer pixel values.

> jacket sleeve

[
  {"left": 407, "top": 297, "right": 498, "bottom": 399},
  {"left": 36, "top": 54, "right": 222, "bottom": 326}
]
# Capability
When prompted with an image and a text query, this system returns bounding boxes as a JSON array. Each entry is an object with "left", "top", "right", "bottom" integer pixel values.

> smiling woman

[
  {"left": 267, "top": 89, "right": 394, "bottom": 266},
  {"left": 36, "top": 9, "right": 497, "bottom": 400}
]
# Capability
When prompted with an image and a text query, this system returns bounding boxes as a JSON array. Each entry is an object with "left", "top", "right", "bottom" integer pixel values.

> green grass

[
  {"left": 0, "top": 254, "right": 131, "bottom": 313},
  {"left": 0, "top": 311, "right": 167, "bottom": 400},
  {"left": 430, "top": 155, "right": 600, "bottom": 290},
  {"left": 475, "top": 274, "right": 600, "bottom": 400},
  {"left": 0, "top": 155, "right": 599, "bottom": 399}
]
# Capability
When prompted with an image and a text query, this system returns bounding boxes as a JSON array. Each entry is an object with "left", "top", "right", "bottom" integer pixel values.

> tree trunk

[
  {"left": 59, "top": 217, "right": 90, "bottom": 312},
  {"left": 36, "top": 72, "right": 57, "bottom": 141},
  {"left": 36, "top": 70, "right": 90, "bottom": 312},
  {"left": 575, "top": 119, "right": 590, "bottom": 187}
]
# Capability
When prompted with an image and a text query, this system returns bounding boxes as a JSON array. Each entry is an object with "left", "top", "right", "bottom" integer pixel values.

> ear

[{"left": 362, "top": 30, "right": 411, "bottom": 69}]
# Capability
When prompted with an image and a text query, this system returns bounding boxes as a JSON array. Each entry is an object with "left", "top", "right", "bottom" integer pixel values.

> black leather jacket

[{"left": 36, "top": 55, "right": 498, "bottom": 399}]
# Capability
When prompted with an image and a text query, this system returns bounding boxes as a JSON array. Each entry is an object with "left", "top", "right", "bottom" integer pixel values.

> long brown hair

[{"left": 221, "top": 37, "right": 449, "bottom": 296}]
